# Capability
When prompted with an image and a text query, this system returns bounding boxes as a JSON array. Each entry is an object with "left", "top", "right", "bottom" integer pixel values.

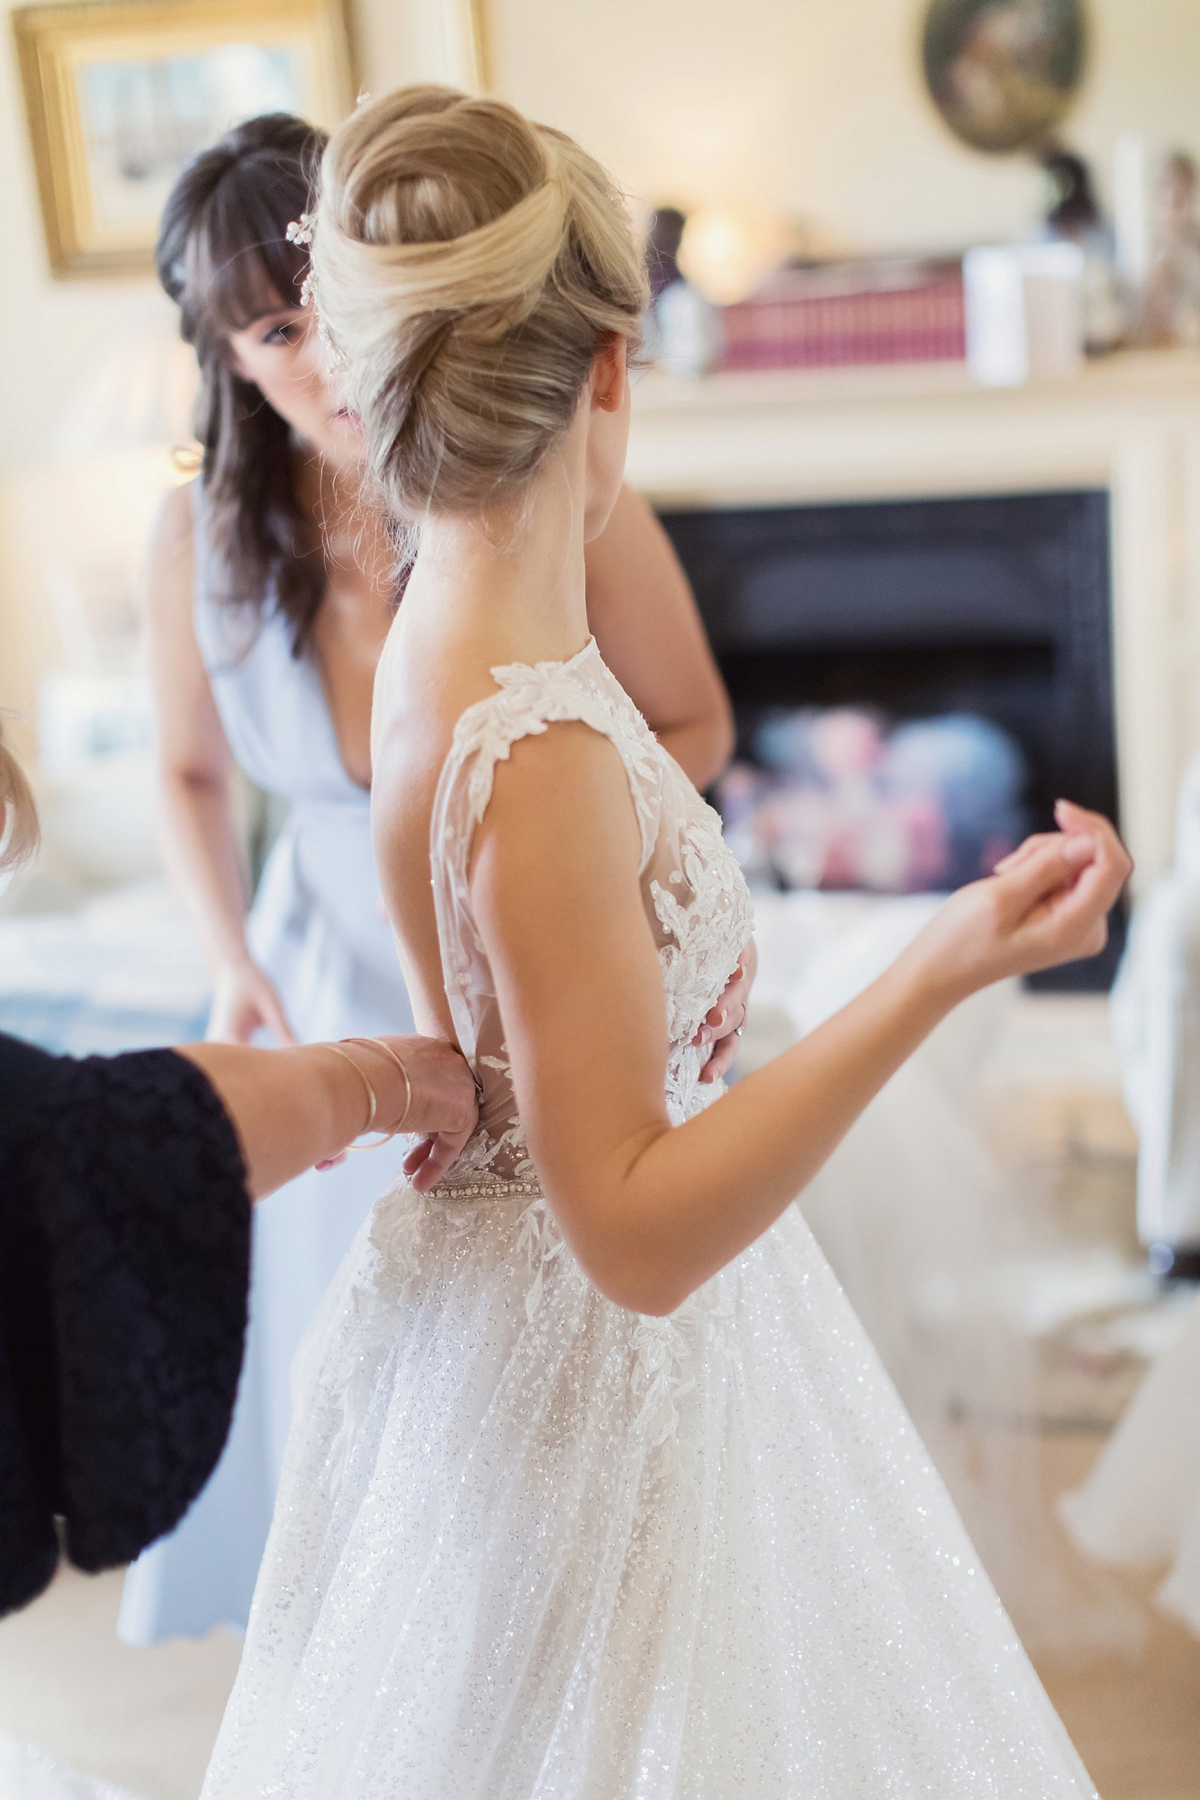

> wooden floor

[
  {"left": 1036, "top": 1435, "right": 1200, "bottom": 1800},
  {"left": 0, "top": 1565, "right": 239, "bottom": 1800},
  {"left": 975, "top": 1000, "right": 1200, "bottom": 1799}
]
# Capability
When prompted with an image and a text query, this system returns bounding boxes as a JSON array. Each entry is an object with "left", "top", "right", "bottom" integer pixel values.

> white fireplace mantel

[{"left": 627, "top": 349, "right": 1200, "bottom": 895}]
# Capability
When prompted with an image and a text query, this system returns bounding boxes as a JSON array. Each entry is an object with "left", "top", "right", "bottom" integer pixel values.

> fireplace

[{"left": 658, "top": 489, "right": 1121, "bottom": 990}]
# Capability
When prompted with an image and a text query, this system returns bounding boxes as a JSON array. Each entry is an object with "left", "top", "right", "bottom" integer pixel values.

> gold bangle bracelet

[
  {"left": 341, "top": 1037, "right": 413, "bottom": 1149},
  {"left": 321, "top": 1042, "right": 377, "bottom": 1138},
  {"left": 356, "top": 1037, "right": 412, "bottom": 1130}
]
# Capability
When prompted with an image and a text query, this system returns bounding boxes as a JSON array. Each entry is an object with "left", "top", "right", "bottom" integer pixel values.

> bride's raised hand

[{"left": 904, "top": 799, "right": 1131, "bottom": 1000}]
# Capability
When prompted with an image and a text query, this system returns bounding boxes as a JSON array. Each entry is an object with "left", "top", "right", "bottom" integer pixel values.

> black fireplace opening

[{"left": 658, "top": 489, "right": 1121, "bottom": 992}]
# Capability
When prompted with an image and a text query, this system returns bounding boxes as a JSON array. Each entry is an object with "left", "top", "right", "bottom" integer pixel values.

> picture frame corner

[{"left": 16, "top": 0, "right": 358, "bottom": 283}]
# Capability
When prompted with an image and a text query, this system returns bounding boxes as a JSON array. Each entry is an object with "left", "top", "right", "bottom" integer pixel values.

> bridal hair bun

[{"left": 311, "top": 85, "right": 647, "bottom": 518}]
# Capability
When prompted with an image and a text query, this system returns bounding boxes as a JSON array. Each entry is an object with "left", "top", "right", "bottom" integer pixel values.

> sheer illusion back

[{"left": 429, "top": 637, "right": 753, "bottom": 1186}]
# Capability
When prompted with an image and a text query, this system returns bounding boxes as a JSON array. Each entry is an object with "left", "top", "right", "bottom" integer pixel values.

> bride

[{"left": 202, "top": 86, "right": 1129, "bottom": 1798}]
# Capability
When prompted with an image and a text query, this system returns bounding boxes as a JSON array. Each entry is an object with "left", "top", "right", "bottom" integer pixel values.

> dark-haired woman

[{"left": 128, "top": 112, "right": 742, "bottom": 1646}]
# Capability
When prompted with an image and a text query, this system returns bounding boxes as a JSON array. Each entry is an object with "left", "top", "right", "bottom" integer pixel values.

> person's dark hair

[
  {"left": 1041, "top": 148, "right": 1103, "bottom": 239},
  {"left": 0, "top": 719, "right": 38, "bottom": 876},
  {"left": 157, "top": 114, "right": 328, "bottom": 656}
]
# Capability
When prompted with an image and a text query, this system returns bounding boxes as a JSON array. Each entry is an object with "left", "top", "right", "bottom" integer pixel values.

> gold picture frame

[
  {"left": 458, "top": 0, "right": 493, "bottom": 93},
  {"left": 14, "top": 0, "right": 356, "bottom": 279}
]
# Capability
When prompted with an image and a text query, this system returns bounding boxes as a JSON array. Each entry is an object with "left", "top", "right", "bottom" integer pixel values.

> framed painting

[
  {"left": 13, "top": 0, "right": 355, "bottom": 278},
  {"left": 922, "top": 0, "right": 1087, "bottom": 155}
]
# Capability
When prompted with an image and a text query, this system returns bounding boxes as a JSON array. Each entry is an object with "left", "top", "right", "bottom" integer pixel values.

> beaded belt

[{"left": 424, "top": 1176, "right": 543, "bottom": 1203}]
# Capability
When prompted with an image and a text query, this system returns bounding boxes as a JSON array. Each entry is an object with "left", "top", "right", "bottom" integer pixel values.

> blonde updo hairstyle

[{"left": 310, "top": 86, "right": 648, "bottom": 520}]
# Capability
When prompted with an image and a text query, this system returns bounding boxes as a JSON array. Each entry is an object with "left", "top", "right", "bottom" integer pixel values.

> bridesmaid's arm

[
  {"left": 143, "top": 485, "right": 295, "bottom": 1045},
  {"left": 585, "top": 486, "right": 734, "bottom": 790}
]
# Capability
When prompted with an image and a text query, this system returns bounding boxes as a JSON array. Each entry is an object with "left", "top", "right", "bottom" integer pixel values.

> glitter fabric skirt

[{"left": 200, "top": 1177, "right": 1096, "bottom": 1800}]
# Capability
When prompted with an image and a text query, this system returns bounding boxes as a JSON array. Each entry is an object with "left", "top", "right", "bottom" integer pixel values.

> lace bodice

[{"left": 429, "top": 639, "right": 753, "bottom": 1187}]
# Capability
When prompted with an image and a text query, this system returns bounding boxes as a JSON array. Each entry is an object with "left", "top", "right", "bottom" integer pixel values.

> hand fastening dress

[{"left": 201, "top": 642, "right": 1096, "bottom": 1798}]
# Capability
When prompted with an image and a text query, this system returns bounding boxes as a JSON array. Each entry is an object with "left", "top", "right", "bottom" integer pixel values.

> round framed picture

[{"left": 922, "top": 0, "right": 1087, "bottom": 155}]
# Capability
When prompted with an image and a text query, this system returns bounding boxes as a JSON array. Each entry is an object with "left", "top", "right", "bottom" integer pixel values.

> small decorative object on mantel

[
  {"left": 678, "top": 201, "right": 806, "bottom": 307},
  {"left": 13, "top": 0, "right": 354, "bottom": 278},
  {"left": 1039, "top": 147, "right": 1126, "bottom": 352},
  {"left": 645, "top": 206, "right": 685, "bottom": 305},
  {"left": 921, "top": 0, "right": 1087, "bottom": 156},
  {"left": 962, "top": 240, "right": 1084, "bottom": 385},
  {"left": 643, "top": 205, "right": 722, "bottom": 379},
  {"left": 1141, "top": 153, "right": 1200, "bottom": 349}
]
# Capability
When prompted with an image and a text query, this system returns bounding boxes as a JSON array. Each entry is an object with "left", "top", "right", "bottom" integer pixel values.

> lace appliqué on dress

[{"left": 426, "top": 640, "right": 753, "bottom": 1190}]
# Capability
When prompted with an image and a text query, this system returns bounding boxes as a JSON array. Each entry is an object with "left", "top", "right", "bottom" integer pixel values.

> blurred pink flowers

[{"left": 718, "top": 706, "right": 1029, "bottom": 894}]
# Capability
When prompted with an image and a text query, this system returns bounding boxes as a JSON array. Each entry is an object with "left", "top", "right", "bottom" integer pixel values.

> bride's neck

[{"left": 406, "top": 456, "right": 590, "bottom": 667}]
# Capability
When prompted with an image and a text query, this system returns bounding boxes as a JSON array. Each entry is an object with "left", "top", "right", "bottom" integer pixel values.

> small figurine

[
  {"left": 643, "top": 205, "right": 722, "bottom": 379},
  {"left": 1141, "top": 152, "right": 1200, "bottom": 348},
  {"left": 645, "top": 206, "right": 685, "bottom": 304},
  {"left": 1040, "top": 148, "right": 1126, "bottom": 352}
]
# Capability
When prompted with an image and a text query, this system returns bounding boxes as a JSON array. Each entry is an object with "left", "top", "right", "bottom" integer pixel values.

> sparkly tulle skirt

[{"left": 200, "top": 1175, "right": 1095, "bottom": 1800}]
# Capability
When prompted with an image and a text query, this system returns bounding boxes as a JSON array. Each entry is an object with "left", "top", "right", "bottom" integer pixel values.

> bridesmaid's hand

[
  {"left": 694, "top": 940, "right": 757, "bottom": 1083},
  {"left": 208, "top": 955, "right": 297, "bottom": 1046}
]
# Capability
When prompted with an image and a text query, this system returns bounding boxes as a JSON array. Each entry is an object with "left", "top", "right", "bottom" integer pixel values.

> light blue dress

[{"left": 118, "top": 484, "right": 413, "bottom": 1645}]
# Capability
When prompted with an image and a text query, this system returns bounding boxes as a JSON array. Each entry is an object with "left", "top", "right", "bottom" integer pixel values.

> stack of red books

[{"left": 718, "top": 259, "right": 966, "bottom": 372}]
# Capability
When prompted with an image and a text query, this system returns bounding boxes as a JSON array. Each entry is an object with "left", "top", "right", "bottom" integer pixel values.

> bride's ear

[{"left": 590, "top": 334, "right": 627, "bottom": 414}]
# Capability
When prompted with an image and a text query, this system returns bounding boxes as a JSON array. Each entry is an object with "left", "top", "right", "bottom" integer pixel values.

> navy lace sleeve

[{"left": 0, "top": 1036, "right": 251, "bottom": 1615}]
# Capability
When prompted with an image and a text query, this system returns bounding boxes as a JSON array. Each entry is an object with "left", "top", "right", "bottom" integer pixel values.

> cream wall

[
  {"left": 488, "top": 0, "right": 1200, "bottom": 253},
  {"left": 0, "top": 4, "right": 152, "bottom": 481},
  {"left": 3, "top": 0, "right": 1200, "bottom": 749}
]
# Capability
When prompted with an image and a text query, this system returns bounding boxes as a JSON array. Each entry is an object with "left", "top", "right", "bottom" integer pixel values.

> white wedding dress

[{"left": 202, "top": 642, "right": 1095, "bottom": 1799}]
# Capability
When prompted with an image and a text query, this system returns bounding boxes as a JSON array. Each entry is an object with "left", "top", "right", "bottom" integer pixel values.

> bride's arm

[{"left": 473, "top": 724, "right": 1130, "bottom": 1317}]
